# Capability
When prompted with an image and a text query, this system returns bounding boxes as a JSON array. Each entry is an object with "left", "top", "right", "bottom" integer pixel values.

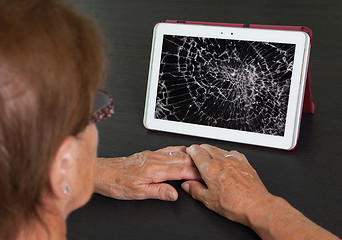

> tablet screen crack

[{"left": 155, "top": 35, "right": 295, "bottom": 136}]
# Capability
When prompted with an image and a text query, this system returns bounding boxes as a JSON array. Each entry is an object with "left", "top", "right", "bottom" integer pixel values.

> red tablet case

[{"left": 164, "top": 20, "right": 315, "bottom": 114}]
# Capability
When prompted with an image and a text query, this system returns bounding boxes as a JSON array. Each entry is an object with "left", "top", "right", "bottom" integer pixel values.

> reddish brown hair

[{"left": 0, "top": 0, "right": 107, "bottom": 239}]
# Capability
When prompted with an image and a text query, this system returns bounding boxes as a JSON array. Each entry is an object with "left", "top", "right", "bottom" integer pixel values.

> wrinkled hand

[
  {"left": 182, "top": 144, "right": 274, "bottom": 226},
  {"left": 94, "top": 146, "right": 201, "bottom": 201}
]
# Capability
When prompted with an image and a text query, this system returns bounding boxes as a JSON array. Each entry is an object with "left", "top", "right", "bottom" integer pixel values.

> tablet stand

[{"left": 165, "top": 20, "right": 315, "bottom": 114}]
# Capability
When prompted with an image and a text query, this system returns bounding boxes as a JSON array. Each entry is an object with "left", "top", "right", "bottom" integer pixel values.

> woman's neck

[{"left": 17, "top": 205, "right": 67, "bottom": 240}]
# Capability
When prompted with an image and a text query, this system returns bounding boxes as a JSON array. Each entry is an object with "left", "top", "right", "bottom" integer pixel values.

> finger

[
  {"left": 151, "top": 163, "right": 202, "bottom": 182},
  {"left": 201, "top": 144, "right": 248, "bottom": 163},
  {"left": 226, "top": 150, "right": 249, "bottom": 163},
  {"left": 200, "top": 144, "right": 226, "bottom": 159},
  {"left": 181, "top": 180, "right": 208, "bottom": 203},
  {"left": 145, "top": 183, "right": 178, "bottom": 201},
  {"left": 146, "top": 150, "right": 194, "bottom": 166},
  {"left": 200, "top": 144, "right": 240, "bottom": 161},
  {"left": 186, "top": 145, "right": 212, "bottom": 173},
  {"left": 156, "top": 146, "right": 186, "bottom": 154}
]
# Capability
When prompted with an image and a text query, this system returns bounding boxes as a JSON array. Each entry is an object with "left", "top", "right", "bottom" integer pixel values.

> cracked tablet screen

[{"left": 155, "top": 35, "right": 295, "bottom": 136}]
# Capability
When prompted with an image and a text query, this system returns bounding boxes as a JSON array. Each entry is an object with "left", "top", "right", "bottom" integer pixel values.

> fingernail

[
  {"left": 181, "top": 183, "right": 189, "bottom": 193},
  {"left": 200, "top": 144, "right": 209, "bottom": 149},
  {"left": 168, "top": 190, "right": 176, "bottom": 201},
  {"left": 186, "top": 146, "right": 195, "bottom": 153}
]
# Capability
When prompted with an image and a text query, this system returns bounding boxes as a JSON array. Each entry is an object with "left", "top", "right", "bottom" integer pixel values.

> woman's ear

[{"left": 49, "top": 136, "right": 76, "bottom": 199}]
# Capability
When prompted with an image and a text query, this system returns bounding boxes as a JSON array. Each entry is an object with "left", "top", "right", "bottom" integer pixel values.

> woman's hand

[
  {"left": 94, "top": 146, "right": 201, "bottom": 201},
  {"left": 182, "top": 144, "right": 341, "bottom": 240},
  {"left": 181, "top": 144, "right": 274, "bottom": 226}
]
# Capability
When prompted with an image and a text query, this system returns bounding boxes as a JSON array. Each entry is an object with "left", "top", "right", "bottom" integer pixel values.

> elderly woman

[
  {"left": 0, "top": 1, "right": 200, "bottom": 239},
  {"left": 0, "top": 0, "right": 339, "bottom": 240}
]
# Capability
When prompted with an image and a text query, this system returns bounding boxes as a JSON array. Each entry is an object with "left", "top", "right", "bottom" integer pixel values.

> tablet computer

[{"left": 143, "top": 22, "right": 311, "bottom": 150}]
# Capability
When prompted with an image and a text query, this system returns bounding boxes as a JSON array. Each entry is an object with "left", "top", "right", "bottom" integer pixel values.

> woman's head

[{"left": 0, "top": 0, "right": 107, "bottom": 238}]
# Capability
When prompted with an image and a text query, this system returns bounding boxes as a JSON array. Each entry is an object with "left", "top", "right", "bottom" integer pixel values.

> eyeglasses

[{"left": 89, "top": 90, "right": 114, "bottom": 124}]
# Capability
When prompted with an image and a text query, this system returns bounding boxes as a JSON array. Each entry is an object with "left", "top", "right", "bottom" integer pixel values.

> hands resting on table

[
  {"left": 95, "top": 146, "right": 200, "bottom": 201},
  {"left": 94, "top": 144, "right": 340, "bottom": 240}
]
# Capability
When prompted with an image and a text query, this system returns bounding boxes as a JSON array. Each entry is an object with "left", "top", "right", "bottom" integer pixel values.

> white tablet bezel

[{"left": 144, "top": 23, "right": 310, "bottom": 150}]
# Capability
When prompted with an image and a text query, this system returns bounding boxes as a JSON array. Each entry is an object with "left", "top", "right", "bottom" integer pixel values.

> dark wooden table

[{"left": 67, "top": 0, "right": 342, "bottom": 239}]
